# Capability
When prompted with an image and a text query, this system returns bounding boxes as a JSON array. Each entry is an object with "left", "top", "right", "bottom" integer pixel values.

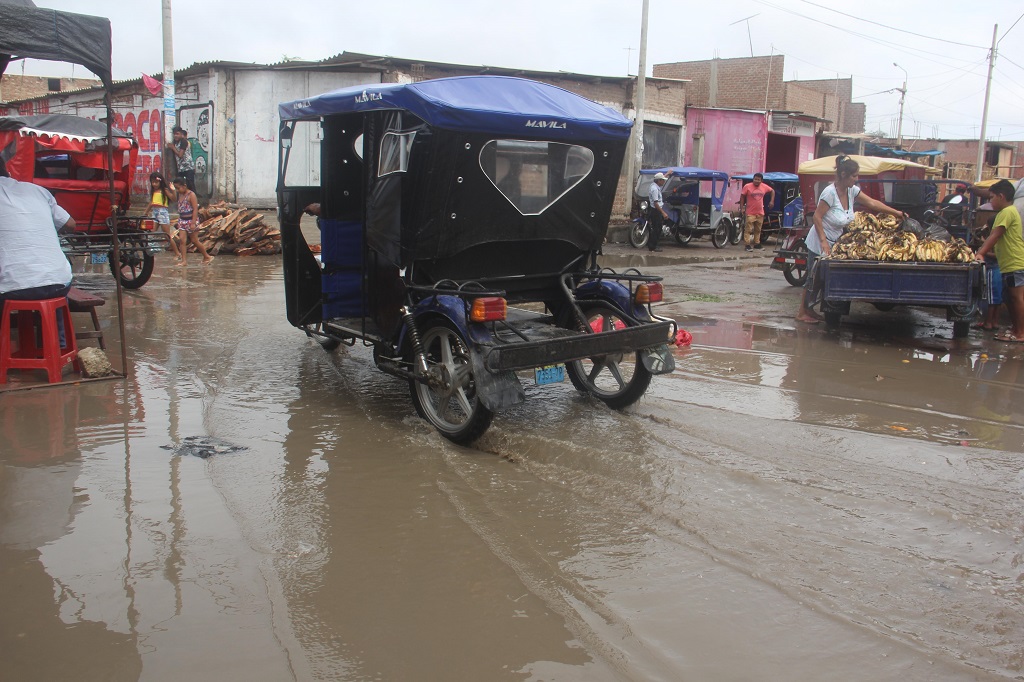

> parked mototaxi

[
  {"left": 731, "top": 171, "right": 802, "bottom": 247},
  {"left": 277, "top": 76, "right": 676, "bottom": 444},
  {"left": 0, "top": 114, "right": 167, "bottom": 288},
  {"left": 628, "top": 166, "right": 734, "bottom": 249}
]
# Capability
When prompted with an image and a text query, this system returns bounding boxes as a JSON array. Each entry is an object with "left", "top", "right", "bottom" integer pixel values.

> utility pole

[
  {"left": 624, "top": 0, "right": 649, "bottom": 207},
  {"left": 162, "top": 0, "right": 176, "bottom": 175},
  {"left": 634, "top": 0, "right": 649, "bottom": 175},
  {"left": 975, "top": 24, "right": 998, "bottom": 184},
  {"left": 893, "top": 62, "right": 907, "bottom": 149}
]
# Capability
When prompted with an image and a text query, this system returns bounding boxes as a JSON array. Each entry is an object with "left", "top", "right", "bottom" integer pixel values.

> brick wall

[
  {"left": 654, "top": 55, "right": 784, "bottom": 109},
  {"left": 0, "top": 75, "right": 100, "bottom": 102},
  {"left": 784, "top": 83, "right": 830, "bottom": 122},
  {"left": 786, "top": 77, "right": 855, "bottom": 132},
  {"left": 843, "top": 102, "right": 866, "bottom": 134}
]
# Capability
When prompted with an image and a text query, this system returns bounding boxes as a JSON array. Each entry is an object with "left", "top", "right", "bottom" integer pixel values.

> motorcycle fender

[
  {"left": 641, "top": 344, "right": 675, "bottom": 375},
  {"left": 470, "top": 352, "right": 524, "bottom": 411}
]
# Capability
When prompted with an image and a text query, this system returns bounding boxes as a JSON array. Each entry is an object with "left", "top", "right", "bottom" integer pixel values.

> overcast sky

[{"left": 12, "top": 0, "right": 1024, "bottom": 142}]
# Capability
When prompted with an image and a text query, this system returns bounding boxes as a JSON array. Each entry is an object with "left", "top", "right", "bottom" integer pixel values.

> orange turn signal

[
  {"left": 635, "top": 282, "right": 663, "bottom": 304},
  {"left": 469, "top": 297, "right": 507, "bottom": 322}
]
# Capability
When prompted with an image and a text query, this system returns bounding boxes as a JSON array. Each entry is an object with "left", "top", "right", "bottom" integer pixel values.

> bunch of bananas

[
  {"left": 850, "top": 211, "right": 900, "bottom": 232},
  {"left": 914, "top": 239, "right": 948, "bottom": 263},
  {"left": 877, "top": 231, "right": 919, "bottom": 262},
  {"left": 827, "top": 211, "right": 976, "bottom": 264},
  {"left": 946, "top": 237, "right": 975, "bottom": 263},
  {"left": 831, "top": 229, "right": 886, "bottom": 260}
]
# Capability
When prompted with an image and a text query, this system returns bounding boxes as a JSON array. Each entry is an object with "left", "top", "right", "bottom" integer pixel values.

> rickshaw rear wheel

[
  {"left": 564, "top": 302, "right": 652, "bottom": 409},
  {"left": 711, "top": 219, "right": 730, "bottom": 248},
  {"left": 628, "top": 219, "right": 650, "bottom": 249},
  {"left": 409, "top": 320, "right": 493, "bottom": 445},
  {"left": 674, "top": 226, "right": 693, "bottom": 246},
  {"left": 729, "top": 219, "right": 742, "bottom": 245},
  {"left": 108, "top": 242, "right": 154, "bottom": 289},
  {"left": 783, "top": 240, "right": 809, "bottom": 287}
]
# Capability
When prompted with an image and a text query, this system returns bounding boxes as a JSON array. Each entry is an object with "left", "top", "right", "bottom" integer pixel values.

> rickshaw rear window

[{"left": 479, "top": 140, "right": 594, "bottom": 216}]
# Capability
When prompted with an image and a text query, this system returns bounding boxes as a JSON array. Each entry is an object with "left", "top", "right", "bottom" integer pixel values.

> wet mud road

[{"left": 1, "top": 245, "right": 1022, "bottom": 681}]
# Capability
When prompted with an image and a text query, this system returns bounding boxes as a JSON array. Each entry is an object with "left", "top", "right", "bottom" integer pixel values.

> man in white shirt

[{"left": 0, "top": 157, "right": 77, "bottom": 342}]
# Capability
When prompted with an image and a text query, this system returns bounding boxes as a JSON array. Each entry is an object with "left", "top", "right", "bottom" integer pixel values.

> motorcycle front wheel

[{"left": 628, "top": 219, "right": 650, "bottom": 249}]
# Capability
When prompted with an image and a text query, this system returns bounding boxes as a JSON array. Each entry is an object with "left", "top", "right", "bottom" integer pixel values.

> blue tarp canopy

[
  {"left": 731, "top": 171, "right": 799, "bottom": 182},
  {"left": 864, "top": 143, "right": 943, "bottom": 158},
  {"left": 639, "top": 166, "right": 729, "bottom": 181},
  {"left": 278, "top": 75, "right": 632, "bottom": 141}
]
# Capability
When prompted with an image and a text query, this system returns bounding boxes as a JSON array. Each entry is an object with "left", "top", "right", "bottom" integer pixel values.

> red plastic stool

[{"left": 0, "top": 297, "right": 80, "bottom": 384}]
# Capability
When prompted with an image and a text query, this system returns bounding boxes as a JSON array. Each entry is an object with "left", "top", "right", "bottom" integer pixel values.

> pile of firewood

[{"left": 185, "top": 202, "right": 282, "bottom": 256}]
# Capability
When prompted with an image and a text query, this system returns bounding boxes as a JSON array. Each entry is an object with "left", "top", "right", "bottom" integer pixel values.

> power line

[
  {"left": 796, "top": 0, "right": 987, "bottom": 49},
  {"left": 762, "top": 1, "right": 984, "bottom": 69},
  {"left": 998, "top": 10, "right": 1024, "bottom": 44}
]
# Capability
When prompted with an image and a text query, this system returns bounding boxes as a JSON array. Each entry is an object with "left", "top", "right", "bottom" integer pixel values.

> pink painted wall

[{"left": 686, "top": 109, "right": 767, "bottom": 209}]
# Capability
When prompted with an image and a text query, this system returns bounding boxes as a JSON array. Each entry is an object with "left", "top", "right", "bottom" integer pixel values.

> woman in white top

[{"left": 796, "top": 156, "right": 907, "bottom": 323}]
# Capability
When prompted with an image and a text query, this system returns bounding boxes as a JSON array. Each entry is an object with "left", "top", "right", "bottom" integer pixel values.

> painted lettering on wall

[{"left": 111, "top": 108, "right": 165, "bottom": 195}]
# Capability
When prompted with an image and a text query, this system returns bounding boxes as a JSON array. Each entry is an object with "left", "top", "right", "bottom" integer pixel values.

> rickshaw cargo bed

[
  {"left": 485, "top": 321, "right": 673, "bottom": 372},
  {"left": 816, "top": 260, "right": 983, "bottom": 307}
]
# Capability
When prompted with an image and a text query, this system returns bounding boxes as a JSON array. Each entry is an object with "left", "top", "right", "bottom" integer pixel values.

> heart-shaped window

[{"left": 479, "top": 140, "right": 594, "bottom": 216}]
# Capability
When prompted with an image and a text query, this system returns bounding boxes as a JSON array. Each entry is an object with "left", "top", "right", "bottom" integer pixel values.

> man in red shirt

[{"left": 739, "top": 173, "right": 775, "bottom": 252}]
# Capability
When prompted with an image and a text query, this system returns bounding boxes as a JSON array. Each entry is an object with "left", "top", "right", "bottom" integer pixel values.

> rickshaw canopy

[
  {"left": 0, "top": 114, "right": 139, "bottom": 229},
  {"left": 0, "top": 0, "right": 113, "bottom": 89},
  {"left": 279, "top": 76, "right": 632, "bottom": 141},
  {"left": 639, "top": 166, "right": 729, "bottom": 181},
  {"left": 732, "top": 171, "right": 799, "bottom": 183},
  {"left": 797, "top": 155, "right": 928, "bottom": 176}
]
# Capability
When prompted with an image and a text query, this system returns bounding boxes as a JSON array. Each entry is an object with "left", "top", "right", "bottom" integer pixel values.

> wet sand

[{"left": 1, "top": 243, "right": 1021, "bottom": 680}]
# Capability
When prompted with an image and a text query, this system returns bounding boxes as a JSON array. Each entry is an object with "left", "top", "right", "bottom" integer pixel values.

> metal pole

[
  {"left": 975, "top": 24, "right": 998, "bottom": 184},
  {"left": 162, "top": 0, "right": 176, "bottom": 176},
  {"left": 893, "top": 62, "right": 907, "bottom": 149},
  {"left": 634, "top": 0, "right": 648, "bottom": 174},
  {"left": 106, "top": 92, "right": 128, "bottom": 375}
]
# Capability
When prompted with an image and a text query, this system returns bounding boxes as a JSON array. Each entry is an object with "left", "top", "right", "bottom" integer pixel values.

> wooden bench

[{"left": 67, "top": 286, "right": 105, "bottom": 349}]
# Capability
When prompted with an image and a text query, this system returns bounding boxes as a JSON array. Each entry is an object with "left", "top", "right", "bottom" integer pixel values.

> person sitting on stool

[{"left": 0, "top": 157, "right": 77, "bottom": 344}]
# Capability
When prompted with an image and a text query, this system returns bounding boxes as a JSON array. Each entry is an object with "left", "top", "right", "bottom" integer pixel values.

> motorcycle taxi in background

[{"left": 628, "top": 166, "right": 734, "bottom": 249}]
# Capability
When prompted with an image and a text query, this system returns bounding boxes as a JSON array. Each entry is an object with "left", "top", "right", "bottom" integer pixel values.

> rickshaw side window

[
  {"left": 479, "top": 140, "right": 594, "bottom": 216},
  {"left": 282, "top": 120, "right": 323, "bottom": 188},
  {"left": 354, "top": 133, "right": 364, "bottom": 160},
  {"left": 378, "top": 131, "right": 416, "bottom": 177}
]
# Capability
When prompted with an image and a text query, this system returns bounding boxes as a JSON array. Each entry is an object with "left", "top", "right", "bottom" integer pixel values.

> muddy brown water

[{"left": 1, "top": 247, "right": 1022, "bottom": 681}]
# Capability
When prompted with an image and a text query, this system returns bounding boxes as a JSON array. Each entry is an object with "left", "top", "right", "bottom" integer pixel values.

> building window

[
  {"left": 47, "top": 78, "right": 61, "bottom": 92},
  {"left": 643, "top": 122, "right": 680, "bottom": 169}
]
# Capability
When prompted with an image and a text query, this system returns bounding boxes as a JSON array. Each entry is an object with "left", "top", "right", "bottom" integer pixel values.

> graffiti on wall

[{"left": 177, "top": 104, "right": 213, "bottom": 196}]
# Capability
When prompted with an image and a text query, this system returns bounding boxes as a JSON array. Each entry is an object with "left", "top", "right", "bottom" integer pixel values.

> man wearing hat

[{"left": 647, "top": 170, "right": 673, "bottom": 252}]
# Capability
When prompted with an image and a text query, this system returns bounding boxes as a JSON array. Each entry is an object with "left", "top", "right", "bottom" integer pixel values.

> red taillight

[
  {"left": 469, "top": 297, "right": 507, "bottom": 322},
  {"left": 140, "top": 219, "right": 157, "bottom": 232},
  {"left": 635, "top": 282, "right": 663, "bottom": 304}
]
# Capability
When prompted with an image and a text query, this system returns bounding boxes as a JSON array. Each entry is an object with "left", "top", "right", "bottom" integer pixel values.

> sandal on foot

[{"left": 994, "top": 331, "right": 1024, "bottom": 343}]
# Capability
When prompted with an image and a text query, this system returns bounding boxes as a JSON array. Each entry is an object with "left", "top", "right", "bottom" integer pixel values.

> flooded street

[{"left": 2, "top": 244, "right": 1022, "bottom": 681}]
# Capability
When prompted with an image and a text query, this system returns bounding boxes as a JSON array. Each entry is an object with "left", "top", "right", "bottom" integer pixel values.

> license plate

[
  {"left": 91, "top": 252, "right": 109, "bottom": 264},
  {"left": 534, "top": 364, "right": 565, "bottom": 385},
  {"left": 783, "top": 258, "right": 796, "bottom": 264}
]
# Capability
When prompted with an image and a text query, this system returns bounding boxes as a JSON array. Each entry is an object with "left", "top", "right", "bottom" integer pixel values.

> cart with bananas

[{"left": 810, "top": 210, "right": 985, "bottom": 338}]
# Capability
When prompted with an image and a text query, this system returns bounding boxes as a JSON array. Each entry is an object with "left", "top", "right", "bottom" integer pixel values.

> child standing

[
  {"left": 146, "top": 172, "right": 181, "bottom": 261},
  {"left": 974, "top": 179, "right": 1024, "bottom": 342},
  {"left": 173, "top": 177, "right": 213, "bottom": 266}
]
